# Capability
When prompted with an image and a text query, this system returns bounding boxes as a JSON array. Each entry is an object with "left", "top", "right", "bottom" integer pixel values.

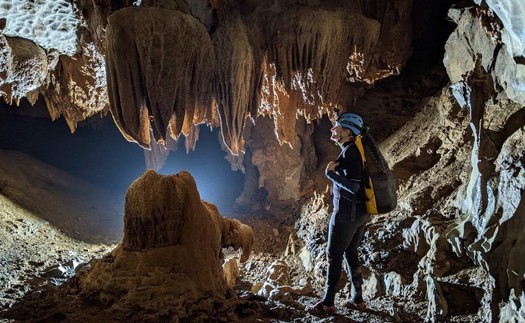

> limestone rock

[
  {"left": 0, "top": 36, "right": 48, "bottom": 105},
  {"left": 212, "top": 13, "right": 257, "bottom": 155},
  {"left": 0, "top": 0, "right": 79, "bottom": 55},
  {"left": 443, "top": 9, "right": 496, "bottom": 85},
  {"left": 105, "top": 6, "right": 216, "bottom": 148},
  {"left": 499, "top": 289, "right": 525, "bottom": 322},
  {"left": 223, "top": 258, "right": 240, "bottom": 288},
  {"left": 487, "top": 127, "right": 525, "bottom": 298},
  {"left": 444, "top": 8, "right": 525, "bottom": 105},
  {"left": 80, "top": 170, "right": 254, "bottom": 314},
  {"left": 426, "top": 275, "right": 448, "bottom": 321},
  {"left": 0, "top": 0, "right": 419, "bottom": 157},
  {"left": 363, "top": 273, "right": 384, "bottom": 299},
  {"left": 97, "top": 1, "right": 416, "bottom": 154},
  {"left": 42, "top": 33, "right": 109, "bottom": 133},
  {"left": 256, "top": 260, "right": 312, "bottom": 302},
  {"left": 241, "top": 116, "right": 317, "bottom": 212},
  {"left": 474, "top": 0, "right": 525, "bottom": 57},
  {"left": 257, "top": 7, "right": 382, "bottom": 144},
  {"left": 384, "top": 271, "right": 406, "bottom": 297}
]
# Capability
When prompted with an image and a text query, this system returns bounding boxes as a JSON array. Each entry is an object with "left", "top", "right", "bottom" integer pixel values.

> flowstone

[{"left": 80, "top": 170, "right": 253, "bottom": 317}]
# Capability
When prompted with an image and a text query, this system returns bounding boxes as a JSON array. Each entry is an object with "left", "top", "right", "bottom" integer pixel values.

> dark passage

[{"left": 0, "top": 98, "right": 244, "bottom": 213}]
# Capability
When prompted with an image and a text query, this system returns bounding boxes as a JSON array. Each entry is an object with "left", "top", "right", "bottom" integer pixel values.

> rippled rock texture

[{"left": 80, "top": 170, "right": 253, "bottom": 318}]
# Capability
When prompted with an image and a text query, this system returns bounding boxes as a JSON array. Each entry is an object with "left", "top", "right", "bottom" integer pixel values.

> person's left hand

[{"left": 326, "top": 161, "right": 339, "bottom": 172}]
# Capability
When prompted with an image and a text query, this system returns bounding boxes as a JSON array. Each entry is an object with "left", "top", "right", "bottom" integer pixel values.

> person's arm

[
  {"left": 326, "top": 169, "right": 361, "bottom": 194},
  {"left": 325, "top": 146, "right": 362, "bottom": 194}
]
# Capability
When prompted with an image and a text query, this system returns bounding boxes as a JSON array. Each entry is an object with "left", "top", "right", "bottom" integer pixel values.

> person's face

[
  {"left": 331, "top": 124, "right": 343, "bottom": 142},
  {"left": 331, "top": 124, "right": 352, "bottom": 142}
]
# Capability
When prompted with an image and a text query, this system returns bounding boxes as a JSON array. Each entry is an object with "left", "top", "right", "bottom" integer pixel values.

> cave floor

[
  {"left": 0, "top": 198, "right": 411, "bottom": 322},
  {"left": 0, "top": 149, "right": 477, "bottom": 322}
]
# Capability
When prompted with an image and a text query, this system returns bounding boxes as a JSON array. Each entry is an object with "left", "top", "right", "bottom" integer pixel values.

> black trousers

[{"left": 322, "top": 204, "right": 369, "bottom": 306}]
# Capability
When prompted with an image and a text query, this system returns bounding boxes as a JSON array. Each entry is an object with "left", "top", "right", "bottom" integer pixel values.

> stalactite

[
  {"left": 212, "top": 14, "right": 258, "bottom": 155},
  {"left": 144, "top": 129, "right": 179, "bottom": 171},
  {"left": 184, "top": 124, "right": 200, "bottom": 153},
  {"left": 357, "top": 0, "right": 414, "bottom": 80},
  {"left": 0, "top": 0, "right": 419, "bottom": 157},
  {"left": 72, "top": 2, "right": 416, "bottom": 155},
  {"left": 258, "top": 7, "right": 382, "bottom": 146},
  {"left": 106, "top": 6, "right": 216, "bottom": 149},
  {"left": 267, "top": 8, "right": 380, "bottom": 101},
  {"left": 258, "top": 63, "right": 300, "bottom": 147},
  {"left": 42, "top": 34, "right": 109, "bottom": 134},
  {"left": 0, "top": 36, "right": 48, "bottom": 106}
]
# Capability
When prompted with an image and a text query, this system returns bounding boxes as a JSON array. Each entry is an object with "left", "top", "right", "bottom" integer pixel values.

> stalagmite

[{"left": 80, "top": 170, "right": 253, "bottom": 315}]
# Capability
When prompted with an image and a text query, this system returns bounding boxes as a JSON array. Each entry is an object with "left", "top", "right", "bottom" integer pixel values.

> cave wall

[{"left": 441, "top": 3, "right": 525, "bottom": 320}]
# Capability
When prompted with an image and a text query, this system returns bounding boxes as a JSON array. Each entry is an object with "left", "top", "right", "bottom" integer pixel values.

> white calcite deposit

[{"left": 0, "top": 0, "right": 78, "bottom": 55}]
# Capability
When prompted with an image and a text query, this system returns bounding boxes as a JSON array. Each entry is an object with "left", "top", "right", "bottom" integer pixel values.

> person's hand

[{"left": 326, "top": 161, "right": 339, "bottom": 172}]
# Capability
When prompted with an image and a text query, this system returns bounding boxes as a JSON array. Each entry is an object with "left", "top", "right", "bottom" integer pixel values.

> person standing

[{"left": 308, "top": 112, "right": 370, "bottom": 314}]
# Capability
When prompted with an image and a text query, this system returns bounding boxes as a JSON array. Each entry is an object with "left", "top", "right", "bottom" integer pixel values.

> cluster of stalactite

[
  {"left": 106, "top": 7, "right": 218, "bottom": 149},
  {"left": 0, "top": 24, "right": 109, "bottom": 133},
  {"left": 102, "top": 0, "right": 414, "bottom": 154},
  {"left": 0, "top": 0, "right": 414, "bottom": 153}
]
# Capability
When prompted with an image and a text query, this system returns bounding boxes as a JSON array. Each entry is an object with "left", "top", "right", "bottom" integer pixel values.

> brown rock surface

[
  {"left": 42, "top": 33, "right": 109, "bottom": 133},
  {"left": 106, "top": 7, "right": 216, "bottom": 149},
  {"left": 80, "top": 170, "right": 253, "bottom": 315}
]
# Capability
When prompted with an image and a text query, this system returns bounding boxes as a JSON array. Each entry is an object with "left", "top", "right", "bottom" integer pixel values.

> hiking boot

[
  {"left": 307, "top": 301, "right": 337, "bottom": 315},
  {"left": 344, "top": 299, "right": 366, "bottom": 310}
]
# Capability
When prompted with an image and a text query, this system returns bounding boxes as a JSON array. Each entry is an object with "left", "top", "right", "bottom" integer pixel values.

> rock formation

[
  {"left": 0, "top": 35, "right": 49, "bottom": 106},
  {"left": 80, "top": 170, "right": 253, "bottom": 317},
  {"left": 106, "top": 7, "right": 217, "bottom": 148},
  {"left": 2, "top": 0, "right": 415, "bottom": 154},
  {"left": 42, "top": 33, "right": 108, "bottom": 133}
]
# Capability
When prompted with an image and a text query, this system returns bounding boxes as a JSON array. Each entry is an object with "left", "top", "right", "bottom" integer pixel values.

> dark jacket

[{"left": 325, "top": 141, "right": 363, "bottom": 214}]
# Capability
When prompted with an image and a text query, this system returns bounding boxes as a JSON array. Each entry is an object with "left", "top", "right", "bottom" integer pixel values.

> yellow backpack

[{"left": 354, "top": 134, "right": 397, "bottom": 215}]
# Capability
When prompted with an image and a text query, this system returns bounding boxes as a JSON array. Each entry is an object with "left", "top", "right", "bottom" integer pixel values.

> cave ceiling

[
  {"left": 0, "top": 0, "right": 417, "bottom": 155},
  {"left": 0, "top": 0, "right": 523, "bottom": 176}
]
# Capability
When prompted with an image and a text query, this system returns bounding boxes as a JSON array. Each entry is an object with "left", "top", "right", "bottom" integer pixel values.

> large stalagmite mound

[{"left": 79, "top": 170, "right": 253, "bottom": 317}]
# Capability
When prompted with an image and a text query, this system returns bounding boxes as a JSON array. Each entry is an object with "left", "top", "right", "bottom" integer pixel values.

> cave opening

[
  {"left": 155, "top": 128, "right": 245, "bottom": 214},
  {"left": 0, "top": 96, "right": 245, "bottom": 215}
]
